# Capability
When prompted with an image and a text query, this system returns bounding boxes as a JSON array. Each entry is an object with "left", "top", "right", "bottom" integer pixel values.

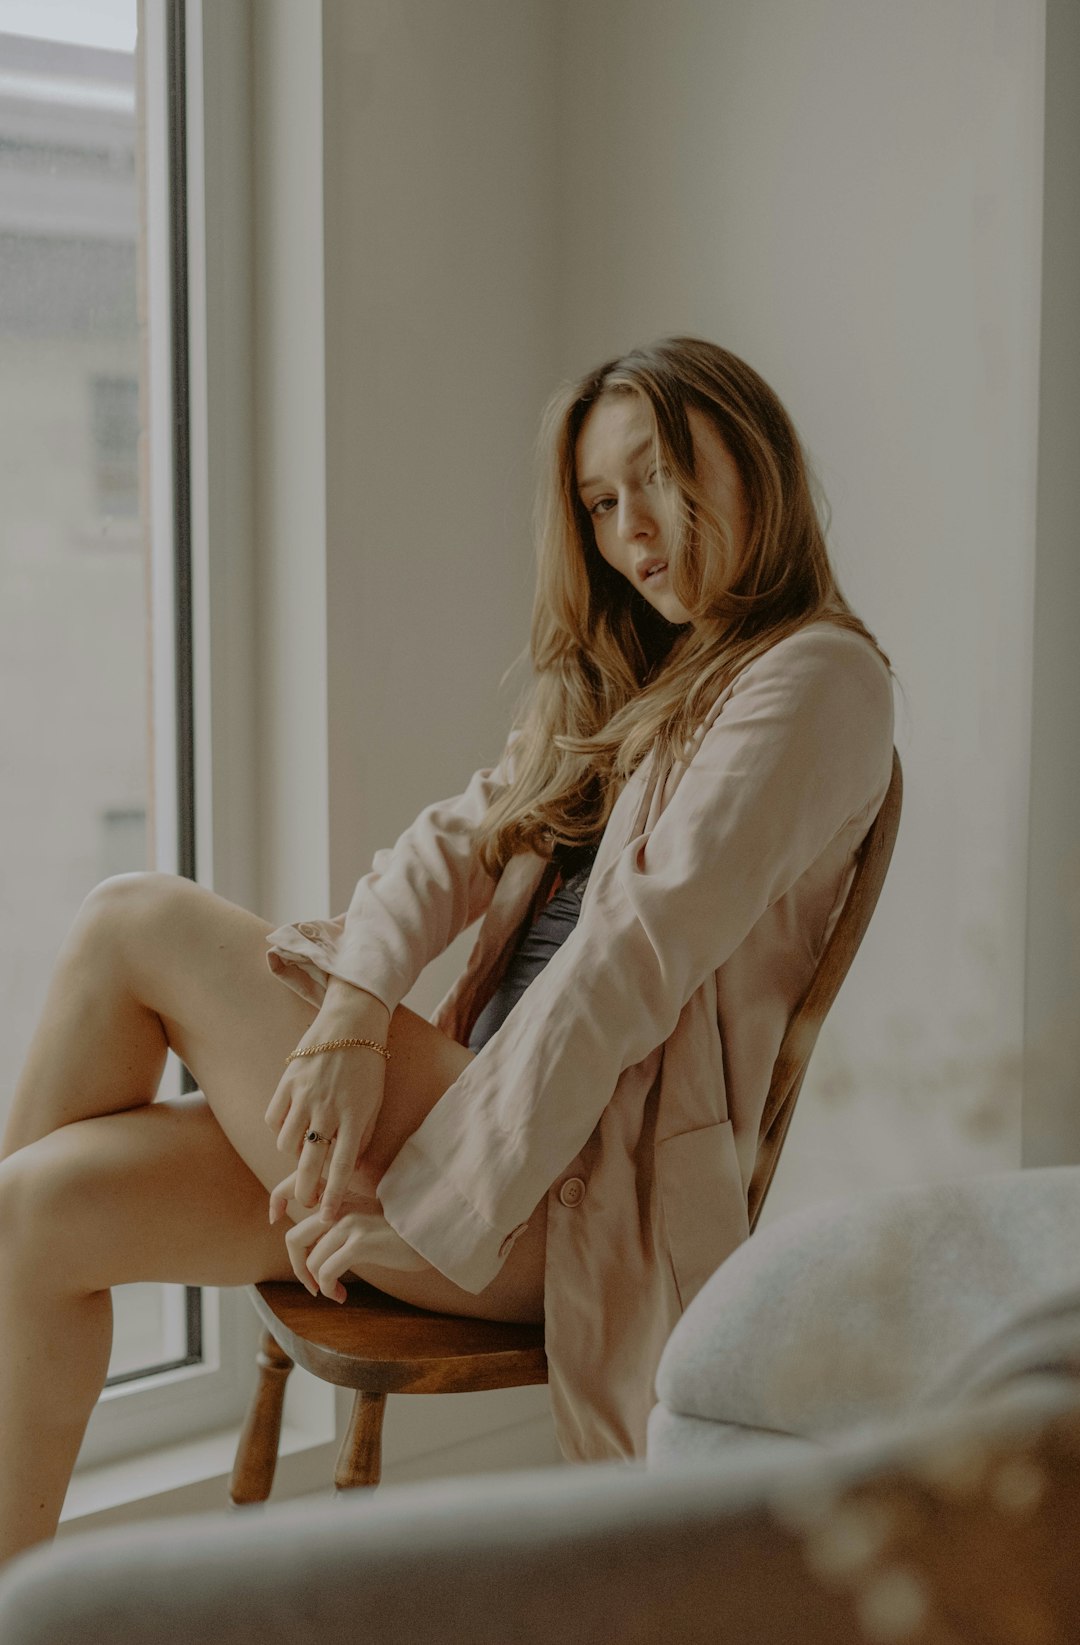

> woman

[{"left": 0, "top": 337, "right": 893, "bottom": 1561}]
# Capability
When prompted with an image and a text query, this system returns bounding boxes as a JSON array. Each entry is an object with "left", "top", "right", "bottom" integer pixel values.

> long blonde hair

[{"left": 476, "top": 336, "right": 890, "bottom": 876}]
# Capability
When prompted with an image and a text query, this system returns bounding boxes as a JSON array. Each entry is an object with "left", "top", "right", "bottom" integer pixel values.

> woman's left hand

[{"left": 269, "top": 1170, "right": 427, "bottom": 1300}]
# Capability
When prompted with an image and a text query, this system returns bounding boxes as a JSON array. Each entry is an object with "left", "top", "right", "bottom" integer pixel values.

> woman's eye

[{"left": 589, "top": 497, "right": 616, "bottom": 517}]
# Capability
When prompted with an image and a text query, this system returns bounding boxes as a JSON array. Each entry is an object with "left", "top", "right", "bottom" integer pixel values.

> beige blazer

[{"left": 266, "top": 620, "right": 896, "bottom": 1461}]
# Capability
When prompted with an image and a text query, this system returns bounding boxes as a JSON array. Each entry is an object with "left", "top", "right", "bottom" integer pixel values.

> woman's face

[{"left": 575, "top": 391, "right": 748, "bottom": 629}]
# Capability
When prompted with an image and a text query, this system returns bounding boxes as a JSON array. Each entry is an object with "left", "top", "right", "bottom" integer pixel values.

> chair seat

[{"left": 249, "top": 1280, "right": 548, "bottom": 1395}]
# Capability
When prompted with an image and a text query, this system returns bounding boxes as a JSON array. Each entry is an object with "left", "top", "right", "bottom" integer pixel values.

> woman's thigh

[
  {"left": 4, "top": 1093, "right": 298, "bottom": 1290},
  {"left": 106, "top": 873, "right": 546, "bottom": 1321}
]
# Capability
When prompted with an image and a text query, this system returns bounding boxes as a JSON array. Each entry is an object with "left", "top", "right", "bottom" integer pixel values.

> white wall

[
  {"left": 1024, "top": 0, "right": 1080, "bottom": 1166},
  {"left": 319, "top": 0, "right": 559, "bottom": 1007},
  {"left": 252, "top": 0, "right": 330, "bottom": 928},
  {"left": 554, "top": 0, "right": 1046, "bottom": 1214},
  {"left": 292, "top": 0, "right": 1052, "bottom": 1215},
  {"left": 253, "top": 0, "right": 1055, "bottom": 1480}
]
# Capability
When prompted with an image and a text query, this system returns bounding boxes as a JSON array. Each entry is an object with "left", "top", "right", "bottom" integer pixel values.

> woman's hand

[
  {"left": 268, "top": 1170, "right": 427, "bottom": 1300},
  {"left": 263, "top": 985, "right": 391, "bottom": 1221}
]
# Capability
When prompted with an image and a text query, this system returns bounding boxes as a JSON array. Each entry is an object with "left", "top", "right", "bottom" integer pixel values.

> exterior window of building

[{"left": 90, "top": 373, "right": 140, "bottom": 520}]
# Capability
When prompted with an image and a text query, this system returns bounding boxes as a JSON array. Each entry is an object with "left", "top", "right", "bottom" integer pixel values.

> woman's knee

[
  {"left": 78, "top": 871, "right": 191, "bottom": 938},
  {"left": 0, "top": 1136, "right": 86, "bottom": 1281},
  {"left": 69, "top": 872, "right": 197, "bottom": 982}
]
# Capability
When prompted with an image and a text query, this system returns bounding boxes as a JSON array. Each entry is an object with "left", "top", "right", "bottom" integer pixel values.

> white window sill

[
  {"left": 59, "top": 1384, "right": 339, "bottom": 1535},
  {"left": 59, "top": 1381, "right": 563, "bottom": 1537}
]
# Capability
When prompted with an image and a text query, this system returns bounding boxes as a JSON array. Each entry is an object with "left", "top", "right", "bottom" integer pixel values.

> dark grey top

[{"left": 466, "top": 840, "right": 601, "bottom": 1053}]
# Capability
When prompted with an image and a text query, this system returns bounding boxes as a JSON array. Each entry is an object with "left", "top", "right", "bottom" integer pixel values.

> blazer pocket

[{"left": 656, "top": 1120, "right": 750, "bottom": 1311}]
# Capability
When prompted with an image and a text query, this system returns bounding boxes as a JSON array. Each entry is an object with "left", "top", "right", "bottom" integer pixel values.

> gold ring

[{"left": 306, "top": 1129, "right": 331, "bottom": 1146}]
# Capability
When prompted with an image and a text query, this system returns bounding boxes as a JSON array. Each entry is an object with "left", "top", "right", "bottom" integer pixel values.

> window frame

[
  {"left": 64, "top": 0, "right": 341, "bottom": 1507},
  {"left": 73, "top": 0, "right": 263, "bottom": 1472}
]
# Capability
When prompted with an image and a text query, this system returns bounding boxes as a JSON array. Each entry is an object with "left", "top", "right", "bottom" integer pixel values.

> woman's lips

[{"left": 640, "top": 562, "right": 668, "bottom": 584}]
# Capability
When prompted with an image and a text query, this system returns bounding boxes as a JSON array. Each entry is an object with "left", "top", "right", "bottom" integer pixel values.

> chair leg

[
  {"left": 335, "top": 1390, "right": 386, "bottom": 1490},
  {"left": 229, "top": 1329, "right": 295, "bottom": 1506}
]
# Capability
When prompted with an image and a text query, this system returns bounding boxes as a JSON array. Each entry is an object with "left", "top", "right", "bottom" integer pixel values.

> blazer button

[
  {"left": 498, "top": 1223, "right": 529, "bottom": 1259},
  {"left": 558, "top": 1177, "right": 586, "bottom": 1208},
  {"left": 296, "top": 923, "right": 321, "bottom": 941}
]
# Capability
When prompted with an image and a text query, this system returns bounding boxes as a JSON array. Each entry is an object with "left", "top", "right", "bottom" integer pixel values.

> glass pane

[
  {"left": 0, "top": 5, "right": 185, "bottom": 1382},
  {"left": 107, "top": 1283, "right": 192, "bottom": 1380}
]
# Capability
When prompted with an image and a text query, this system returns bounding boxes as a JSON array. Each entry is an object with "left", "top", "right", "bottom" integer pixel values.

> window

[
  {"left": 0, "top": 0, "right": 257, "bottom": 1470},
  {"left": 90, "top": 373, "right": 140, "bottom": 520}
]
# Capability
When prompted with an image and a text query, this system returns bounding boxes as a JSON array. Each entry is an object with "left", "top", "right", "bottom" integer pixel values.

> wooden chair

[
  {"left": 748, "top": 747, "right": 903, "bottom": 1230},
  {"left": 230, "top": 749, "right": 902, "bottom": 1501}
]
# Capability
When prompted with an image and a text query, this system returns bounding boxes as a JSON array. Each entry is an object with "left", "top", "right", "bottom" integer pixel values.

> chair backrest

[{"left": 747, "top": 748, "right": 903, "bottom": 1231}]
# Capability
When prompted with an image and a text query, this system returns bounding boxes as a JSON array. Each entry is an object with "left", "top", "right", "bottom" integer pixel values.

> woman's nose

[{"left": 616, "top": 491, "right": 656, "bottom": 541}]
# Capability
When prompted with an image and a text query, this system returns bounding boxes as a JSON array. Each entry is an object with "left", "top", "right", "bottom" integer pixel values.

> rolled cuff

[{"left": 265, "top": 920, "right": 396, "bottom": 1018}]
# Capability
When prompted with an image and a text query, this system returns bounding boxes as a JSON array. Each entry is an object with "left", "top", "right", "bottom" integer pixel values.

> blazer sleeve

[
  {"left": 265, "top": 733, "right": 518, "bottom": 1018},
  {"left": 376, "top": 625, "right": 896, "bottom": 1292}
]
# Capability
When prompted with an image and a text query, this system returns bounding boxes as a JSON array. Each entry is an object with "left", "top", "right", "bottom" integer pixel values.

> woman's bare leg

[
  {"left": 1, "top": 872, "right": 317, "bottom": 1163},
  {"left": 0, "top": 1094, "right": 300, "bottom": 1564},
  {"left": 0, "top": 871, "right": 546, "bottom": 1564}
]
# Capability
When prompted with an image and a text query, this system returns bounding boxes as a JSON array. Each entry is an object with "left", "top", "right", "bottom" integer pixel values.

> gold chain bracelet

[{"left": 285, "top": 1036, "right": 390, "bottom": 1066}]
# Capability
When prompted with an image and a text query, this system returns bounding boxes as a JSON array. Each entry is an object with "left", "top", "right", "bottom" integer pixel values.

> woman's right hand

[
  {"left": 268, "top": 1170, "right": 428, "bottom": 1299},
  {"left": 263, "top": 983, "right": 391, "bottom": 1221}
]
